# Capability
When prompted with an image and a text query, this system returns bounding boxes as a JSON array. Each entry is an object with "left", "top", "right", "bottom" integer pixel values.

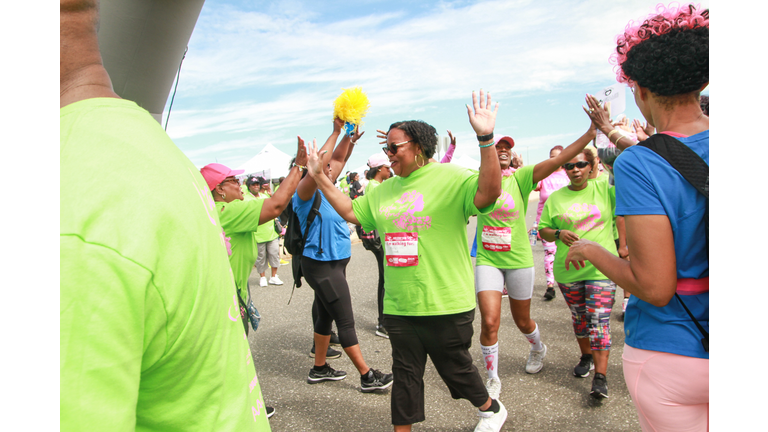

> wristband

[
  {"left": 607, "top": 129, "right": 620, "bottom": 143},
  {"left": 292, "top": 163, "right": 306, "bottom": 171},
  {"left": 479, "top": 141, "right": 495, "bottom": 148},
  {"left": 477, "top": 132, "right": 494, "bottom": 142}
]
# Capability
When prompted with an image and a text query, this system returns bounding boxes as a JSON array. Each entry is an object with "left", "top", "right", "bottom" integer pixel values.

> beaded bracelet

[
  {"left": 293, "top": 163, "right": 307, "bottom": 171},
  {"left": 478, "top": 141, "right": 495, "bottom": 148}
]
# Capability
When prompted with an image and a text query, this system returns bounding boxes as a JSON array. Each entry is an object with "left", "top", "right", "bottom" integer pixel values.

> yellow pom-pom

[{"left": 333, "top": 87, "right": 370, "bottom": 126}]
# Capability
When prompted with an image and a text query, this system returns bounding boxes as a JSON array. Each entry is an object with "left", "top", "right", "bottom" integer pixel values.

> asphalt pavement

[{"left": 246, "top": 198, "right": 641, "bottom": 431}]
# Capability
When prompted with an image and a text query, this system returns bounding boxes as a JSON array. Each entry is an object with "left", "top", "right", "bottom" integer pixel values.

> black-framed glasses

[
  {"left": 382, "top": 140, "right": 412, "bottom": 155},
  {"left": 563, "top": 161, "right": 590, "bottom": 170}
]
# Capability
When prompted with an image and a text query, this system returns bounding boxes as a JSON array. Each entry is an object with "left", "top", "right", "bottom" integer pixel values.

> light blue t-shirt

[
  {"left": 614, "top": 130, "right": 709, "bottom": 359},
  {"left": 292, "top": 190, "right": 351, "bottom": 261}
]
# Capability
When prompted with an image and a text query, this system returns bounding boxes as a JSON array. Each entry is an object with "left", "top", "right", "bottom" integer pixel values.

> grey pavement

[{"left": 246, "top": 198, "right": 640, "bottom": 431}]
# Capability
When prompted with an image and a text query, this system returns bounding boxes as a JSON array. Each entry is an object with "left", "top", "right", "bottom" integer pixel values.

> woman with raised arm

[
  {"left": 306, "top": 90, "right": 506, "bottom": 432},
  {"left": 566, "top": 4, "right": 709, "bottom": 431},
  {"left": 294, "top": 118, "right": 393, "bottom": 394}
]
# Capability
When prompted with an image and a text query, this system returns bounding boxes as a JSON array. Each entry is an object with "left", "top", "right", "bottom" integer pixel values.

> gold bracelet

[{"left": 607, "top": 129, "right": 620, "bottom": 142}]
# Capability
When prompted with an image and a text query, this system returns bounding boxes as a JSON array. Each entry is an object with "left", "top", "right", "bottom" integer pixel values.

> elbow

[{"left": 644, "top": 284, "right": 677, "bottom": 308}]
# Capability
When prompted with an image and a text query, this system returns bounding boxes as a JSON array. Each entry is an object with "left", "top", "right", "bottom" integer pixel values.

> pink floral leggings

[{"left": 542, "top": 239, "right": 557, "bottom": 286}]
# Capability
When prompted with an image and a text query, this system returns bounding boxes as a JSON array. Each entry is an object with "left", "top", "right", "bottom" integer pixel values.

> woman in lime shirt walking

[
  {"left": 538, "top": 148, "right": 618, "bottom": 399},
  {"left": 244, "top": 176, "right": 284, "bottom": 287}
]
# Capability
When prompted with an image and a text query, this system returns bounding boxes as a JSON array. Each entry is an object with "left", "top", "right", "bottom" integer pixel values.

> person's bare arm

[
  {"left": 259, "top": 138, "right": 308, "bottom": 223},
  {"left": 60, "top": 0, "right": 120, "bottom": 107},
  {"left": 297, "top": 119, "right": 344, "bottom": 200},
  {"left": 616, "top": 216, "right": 629, "bottom": 259},
  {"left": 330, "top": 126, "right": 364, "bottom": 182},
  {"left": 305, "top": 142, "right": 359, "bottom": 225},
  {"left": 468, "top": 90, "right": 502, "bottom": 209},
  {"left": 565, "top": 214, "right": 677, "bottom": 307},
  {"left": 532, "top": 125, "right": 595, "bottom": 184}
]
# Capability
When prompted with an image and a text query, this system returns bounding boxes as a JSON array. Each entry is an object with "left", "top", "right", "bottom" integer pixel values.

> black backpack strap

[
  {"left": 637, "top": 133, "right": 709, "bottom": 353},
  {"left": 288, "top": 191, "right": 324, "bottom": 305}
]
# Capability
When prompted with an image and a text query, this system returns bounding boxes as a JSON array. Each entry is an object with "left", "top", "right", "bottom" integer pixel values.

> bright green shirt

[
  {"left": 216, "top": 199, "right": 265, "bottom": 303},
  {"left": 539, "top": 179, "right": 618, "bottom": 283},
  {"left": 245, "top": 192, "right": 279, "bottom": 244},
  {"left": 475, "top": 165, "right": 536, "bottom": 269},
  {"left": 365, "top": 178, "right": 381, "bottom": 194},
  {"left": 352, "top": 163, "right": 495, "bottom": 316},
  {"left": 61, "top": 97, "right": 269, "bottom": 431}
]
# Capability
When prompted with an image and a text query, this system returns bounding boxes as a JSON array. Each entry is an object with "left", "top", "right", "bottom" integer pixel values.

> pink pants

[{"left": 622, "top": 345, "right": 709, "bottom": 432}]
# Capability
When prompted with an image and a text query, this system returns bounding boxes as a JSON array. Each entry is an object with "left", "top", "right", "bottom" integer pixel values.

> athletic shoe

[
  {"left": 360, "top": 368, "right": 394, "bottom": 392},
  {"left": 375, "top": 325, "right": 390, "bottom": 339},
  {"left": 310, "top": 344, "right": 342, "bottom": 359},
  {"left": 266, "top": 406, "right": 275, "bottom": 418},
  {"left": 259, "top": 276, "right": 268, "bottom": 287},
  {"left": 525, "top": 343, "right": 547, "bottom": 374},
  {"left": 329, "top": 331, "right": 341, "bottom": 346},
  {"left": 268, "top": 276, "right": 284, "bottom": 285},
  {"left": 544, "top": 286, "right": 556, "bottom": 300},
  {"left": 474, "top": 400, "right": 508, "bottom": 432},
  {"left": 485, "top": 377, "right": 501, "bottom": 400},
  {"left": 573, "top": 354, "right": 594, "bottom": 378},
  {"left": 280, "top": 259, "right": 289, "bottom": 266},
  {"left": 590, "top": 373, "right": 608, "bottom": 399},
  {"left": 307, "top": 364, "right": 347, "bottom": 383}
]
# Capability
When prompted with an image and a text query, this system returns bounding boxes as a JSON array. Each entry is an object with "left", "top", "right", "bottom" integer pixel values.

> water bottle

[{"left": 530, "top": 227, "right": 538, "bottom": 246}]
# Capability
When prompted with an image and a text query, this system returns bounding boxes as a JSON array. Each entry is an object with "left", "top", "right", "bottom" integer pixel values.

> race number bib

[
  {"left": 482, "top": 226, "right": 511, "bottom": 252},
  {"left": 385, "top": 232, "right": 418, "bottom": 266}
]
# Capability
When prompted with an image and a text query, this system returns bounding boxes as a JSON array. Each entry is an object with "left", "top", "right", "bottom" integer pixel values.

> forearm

[
  {"left": 533, "top": 129, "right": 594, "bottom": 183},
  {"left": 260, "top": 166, "right": 303, "bottom": 223},
  {"left": 473, "top": 142, "right": 501, "bottom": 208},
  {"left": 616, "top": 216, "right": 627, "bottom": 249},
  {"left": 330, "top": 134, "right": 353, "bottom": 180},
  {"left": 440, "top": 144, "right": 456, "bottom": 163},
  {"left": 310, "top": 170, "right": 360, "bottom": 225},
  {"left": 539, "top": 227, "right": 557, "bottom": 242},
  {"left": 614, "top": 134, "right": 637, "bottom": 150}
]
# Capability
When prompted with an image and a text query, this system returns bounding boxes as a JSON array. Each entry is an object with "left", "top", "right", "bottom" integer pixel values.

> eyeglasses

[
  {"left": 381, "top": 140, "right": 412, "bottom": 155},
  {"left": 563, "top": 161, "right": 590, "bottom": 170},
  {"left": 220, "top": 177, "right": 240, "bottom": 186}
]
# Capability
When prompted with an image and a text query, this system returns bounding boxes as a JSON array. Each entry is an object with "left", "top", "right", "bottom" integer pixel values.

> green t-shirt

[
  {"left": 245, "top": 193, "right": 278, "bottom": 244},
  {"left": 61, "top": 97, "right": 270, "bottom": 431},
  {"left": 592, "top": 174, "right": 618, "bottom": 240},
  {"left": 216, "top": 198, "right": 265, "bottom": 303},
  {"left": 352, "top": 163, "right": 495, "bottom": 316},
  {"left": 475, "top": 165, "right": 536, "bottom": 269},
  {"left": 339, "top": 177, "right": 349, "bottom": 193},
  {"left": 538, "top": 179, "right": 618, "bottom": 283},
  {"left": 365, "top": 178, "right": 381, "bottom": 194}
]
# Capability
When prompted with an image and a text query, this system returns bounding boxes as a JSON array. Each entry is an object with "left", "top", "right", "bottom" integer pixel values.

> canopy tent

[
  {"left": 450, "top": 154, "right": 480, "bottom": 170},
  {"left": 237, "top": 143, "right": 293, "bottom": 180}
]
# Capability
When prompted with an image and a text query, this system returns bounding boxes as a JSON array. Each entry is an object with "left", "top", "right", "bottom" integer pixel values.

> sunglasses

[
  {"left": 381, "top": 140, "right": 412, "bottom": 155},
  {"left": 563, "top": 161, "right": 590, "bottom": 170}
]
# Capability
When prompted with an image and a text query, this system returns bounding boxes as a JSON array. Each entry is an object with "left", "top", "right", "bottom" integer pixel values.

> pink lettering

[
  {"left": 249, "top": 374, "right": 259, "bottom": 393},
  {"left": 228, "top": 294, "right": 239, "bottom": 322}
]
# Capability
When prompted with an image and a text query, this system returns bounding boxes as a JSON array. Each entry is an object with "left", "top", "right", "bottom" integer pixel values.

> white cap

[{"left": 368, "top": 153, "right": 391, "bottom": 169}]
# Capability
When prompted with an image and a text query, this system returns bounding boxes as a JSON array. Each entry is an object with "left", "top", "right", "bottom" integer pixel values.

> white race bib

[
  {"left": 385, "top": 232, "right": 419, "bottom": 266},
  {"left": 482, "top": 226, "right": 511, "bottom": 252}
]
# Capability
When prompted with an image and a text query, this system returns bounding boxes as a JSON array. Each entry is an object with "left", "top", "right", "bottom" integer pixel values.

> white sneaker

[
  {"left": 474, "top": 400, "right": 508, "bottom": 432},
  {"left": 259, "top": 276, "right": 268, "bottom": 287},
  {"left": 525, "top": 343, "right": 547, "bottom": 374},
  {"left": 268, "top": 276, "right": 284, "bottom": 285},
  {"left": 485, "top": 377, "right": 501, "bottom": 400}
]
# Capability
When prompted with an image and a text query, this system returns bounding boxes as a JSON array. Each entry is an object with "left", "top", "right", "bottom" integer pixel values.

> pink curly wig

[{"left": 610, "top": 2, "right": 709, "bottom": 84}]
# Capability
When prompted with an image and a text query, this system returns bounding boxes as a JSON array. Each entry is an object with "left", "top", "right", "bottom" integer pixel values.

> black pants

[
  {"left": 385, "top": 310, "right": 489, "bottom": 425},
  {"left": 370, "top": 247, "right": 386, "bottom": 327},
  {"left": 301, "top": 256, "right": 359, "bottom": 348}
]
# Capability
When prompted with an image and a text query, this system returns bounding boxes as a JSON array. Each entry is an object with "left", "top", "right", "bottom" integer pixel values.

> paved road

[{"left": 246, "top": 198, "right": 640, "bottom": 431}]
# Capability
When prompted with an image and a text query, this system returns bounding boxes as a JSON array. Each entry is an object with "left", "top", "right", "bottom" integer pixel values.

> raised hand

[
  {"left": 583, "top": 94, "right": 612, "bottom": 133},
  {"left": 447, "top": 130, "right": 457, "bottom": 147},
  {"left": 295, "top": 136, "right": 309, "bottom": 167},
  {"left": 304, "top": 138, "right": 325, "bottom": 178},
  {"left": 351, "top": 125, "right": 365, "bottom": 143},
  {"left": 511, "top": 151, "right": 524, "bottom": 168},
  {"left": 333, "top": 117, "right": 345, "bottom": 133},
  {"left": 376, "top": 129, "right": 388, "bottom": 144},
  {"left": 466, "top": 90, "right": 499, "bottom": 136}
]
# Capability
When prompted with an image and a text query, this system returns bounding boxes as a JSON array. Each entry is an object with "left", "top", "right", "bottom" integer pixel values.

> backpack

[
  {"left": 284, "top": 191, "right": 323, "bottom": 297},
  {"left": 355, "top": 225, "right": 381, "bottom": 252},
  {"left": 637, "top": 133, "right": 709, "bottom": 352}
]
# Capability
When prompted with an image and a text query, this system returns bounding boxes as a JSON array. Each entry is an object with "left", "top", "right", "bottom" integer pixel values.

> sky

[{"left": 163, "top": 0, "right": 710, "bottom": 175}]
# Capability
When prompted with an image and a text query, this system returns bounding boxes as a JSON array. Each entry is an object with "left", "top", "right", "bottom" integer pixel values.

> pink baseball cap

[
  {"left": 367, "top": 153, "right": 391, "bottom": 169},
  {"left": 494, "top": 135, "right": 515, "bottom": 148},
  {"left": 200, "top": 163, "right": 244, "bottom": 191}
]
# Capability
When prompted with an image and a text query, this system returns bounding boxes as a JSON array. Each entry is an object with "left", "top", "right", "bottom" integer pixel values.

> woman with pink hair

[{"left": 568, "top": 3, "right": 709, "bottom": 430}]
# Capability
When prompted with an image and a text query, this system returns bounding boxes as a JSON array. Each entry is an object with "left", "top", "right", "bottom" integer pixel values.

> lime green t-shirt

[
  {"left": 365, "top": 178, "right": 381, "bottom": 194},
  {"left": 216, "top": 198, "right": 265, "bottom": 303},
  {"left": 245, "top": 192, "right": 279, "bottom": 244},
  {"left": 538, "top": 179, "right": 618, "bottom": 283},
  {"left": 475, "top": 165, "right": 536, "bottom": 269},
  {"left": 61, "top": 97, "right": 270, "bottom": 431},
  {"left": 591, "top": 174, "right": 618, "bottom": 240},
  {"left": 352, "top": 163, "right": 495, "bottom": 316}
]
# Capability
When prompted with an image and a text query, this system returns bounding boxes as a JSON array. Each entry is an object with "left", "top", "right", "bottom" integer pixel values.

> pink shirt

[{"left": 535, "top": 170, "right": 570, "bottom": 223}]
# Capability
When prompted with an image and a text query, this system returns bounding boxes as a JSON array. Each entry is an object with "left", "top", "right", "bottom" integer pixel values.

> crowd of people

[{"left": 62, "top": 1, "right": 708, "bottom": 432}]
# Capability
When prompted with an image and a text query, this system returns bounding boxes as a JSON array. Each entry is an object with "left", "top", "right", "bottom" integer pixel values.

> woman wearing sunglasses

[
  {"left": 304, "top": 90, "right": 508, "bottom": 432},
  {"left": 566, "top": 4, "right": 709, "bottom": 430},
  {"left": 538, "top": 147, "right": 618, "bottom": 400}
]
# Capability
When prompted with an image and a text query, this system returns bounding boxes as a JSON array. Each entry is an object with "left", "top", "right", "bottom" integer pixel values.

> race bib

[
  {"left": 385, "top": 232, "right": 418, "bottom": 266},
  {"left": 482, "top": 226, "right": 511, "bottom": 252}
]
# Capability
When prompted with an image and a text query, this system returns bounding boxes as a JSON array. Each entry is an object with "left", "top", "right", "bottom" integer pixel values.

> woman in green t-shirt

[{"left": 538, "top": 148, "right": 618, "bottom": 400}]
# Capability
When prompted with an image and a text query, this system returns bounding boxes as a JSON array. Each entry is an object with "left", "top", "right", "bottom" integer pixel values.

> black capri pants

[
  {"left": 301, "top": 256, "right": 359, "bottom": 348},
  {"left": 384, "top": 309, "right": 489, "bottom": 425}
]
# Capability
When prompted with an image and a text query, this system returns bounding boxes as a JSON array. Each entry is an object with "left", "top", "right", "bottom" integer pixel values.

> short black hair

[{"left": 388, "top": 120, "right": 437, "bottom": 159}]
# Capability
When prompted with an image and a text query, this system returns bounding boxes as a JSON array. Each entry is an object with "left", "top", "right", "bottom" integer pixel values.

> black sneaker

[
  {"left": 375, "top": 325, "right": 389, "bottom": 339},
  {"left": 361, "top": 368, "right": 393, "bottom": 392},
  {"left": 573, "top": 354, "right": 594, "bottom": 378},
  {"left": 310, "top": 343, "right": 342, "bottom": 359},
  {"left": 307, "top": 364, "right": 347, "bottom": 383},
  {"left": 591, "top": 373, "right": 608, "bottom": 399},
  {"left": 329, "top": 331, "right": 341, "bottom": 346},
  {"left": 544, "top": 286, "right": 556, "bottom": 300},
  {"left": 266, "top": 406, "right": 275, "bottom": 418}
]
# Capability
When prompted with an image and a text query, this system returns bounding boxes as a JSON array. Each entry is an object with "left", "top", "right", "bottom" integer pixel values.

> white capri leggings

[
  {"left": 255, "top": 238, "right": 280, "bottom": 274},
  {"left": 474, "top": 266, "right": 535, "bottom": 300}
]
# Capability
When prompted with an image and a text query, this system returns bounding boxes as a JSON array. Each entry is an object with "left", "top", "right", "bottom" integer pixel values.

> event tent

[{"left": 237, "top": 143, "right": 293, "bottom": 180}]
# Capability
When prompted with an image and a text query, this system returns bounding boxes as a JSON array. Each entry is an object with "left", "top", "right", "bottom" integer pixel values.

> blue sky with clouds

[{"left": 163, "top": 0, "right": 710, "bottom": 174}]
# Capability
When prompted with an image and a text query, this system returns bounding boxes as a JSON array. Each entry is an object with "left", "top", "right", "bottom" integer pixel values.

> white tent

[
  {"left": 237, "top": 143, "right": 293, "bottom": 180},
  {"left": 450, "top": 154, "right": 480, "bottom": 170}
]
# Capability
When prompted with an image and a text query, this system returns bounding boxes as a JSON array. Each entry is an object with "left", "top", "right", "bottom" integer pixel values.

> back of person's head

[
  {"left": 350, "top": 172, "right": 358, "bottom": 182},
  {"left": 366, "top": 168, "right": 379, "bottom": 180},
  {"left": 388, "top": 120, "right": 438, "bottom": 159},
  {"left": 611, "top": 3, "right": 708, "bottom": 103},
  {"left": 278, "top": 176, "right": 286, "bottom": 184}
]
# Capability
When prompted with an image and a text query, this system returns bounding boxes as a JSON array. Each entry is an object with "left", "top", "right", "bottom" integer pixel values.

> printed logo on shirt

[
  {"left": 488, "top": 190, "right": 519, "bottom": 222},
  {"left": 380, "top": 191, "right": 432, "bottom": 231},
  {"left": 557, "top": 203, "right": 604, "bottom": 232}
]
